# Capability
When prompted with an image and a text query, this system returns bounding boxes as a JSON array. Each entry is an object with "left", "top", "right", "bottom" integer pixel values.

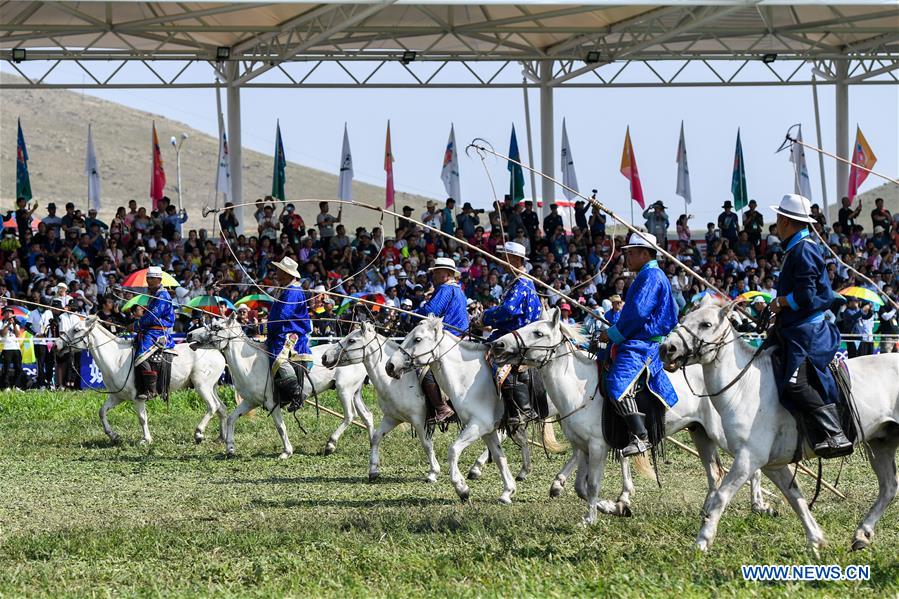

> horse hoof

[
  {"left": 138, "top": 438, "right": 151, "bottom": 446},
  {"left": 108, "top": 434, "right": 121, "bottom": 445},
  {"left": 278, "top": 452, "right": 292, "bottom": 460},
  {"left": 368, "top": 472, "right": 380, "bottom": 483},
  {"left": 226, "top": 451, "right": 236, "bottom": 459},
  {"left": 498, "top": 494, "right": 513, "bottom": 505},
  {"left": 426, "top": 472, "right": 438, "bottom": 484},
  {"left": 458, "top": 488, "right": 471, "bottom": 503},
  {"left": 515, "top": 472, "right": 528, "bottom": 482},
  {"left": 851, "top": 539, "right": 869, "bottom": 551},
  {"left": 215, "top": 435, "right": 225, "bottom": 444},
  {"left": 467, "top": 468, "right": 482, "bottom": 481},
  {"left": 549, "top": 483, "right": 563, "bottom": 499},
  {"left": 695, "top": 540, "right": 710, "bottom": 553},
  {"left": 194, "top": 434, "right": 204, "bottom": 445},
  {"left": 323, "top": 443, "right": 337, "bottom": 456},
  {"left": 752, "top": 504, "right": 778, "bottom": 517}
]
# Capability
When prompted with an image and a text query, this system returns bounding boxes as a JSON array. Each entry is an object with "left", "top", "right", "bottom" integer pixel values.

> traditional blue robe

[
  {"left": 774, "top": 228, "right": 839, "bottom": 406},
  {"left": 266, "top": 282, "right": 312, "bottom": 363},
  {"left": 483, "top": 276, "right": 541, "bottom": 341},
  {"left": 605, "top": 260, "right": 679, "bottom": 407},
  {"left": 416, "top": 281, "right": 469, "bottom": 334},
  {"left": 136, "top": 288, "right": 175, "bottom": 362}
]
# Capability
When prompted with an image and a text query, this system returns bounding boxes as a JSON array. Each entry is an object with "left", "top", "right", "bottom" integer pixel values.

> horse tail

[
  {"left": 540, "top": 421, "right": 566, "bottom": 454},
  {"left": 713, "top": 453, "right": 726, "bottom": 486},
  {"left": 632, "top": 453, "right": 657, "bottom": 482}
]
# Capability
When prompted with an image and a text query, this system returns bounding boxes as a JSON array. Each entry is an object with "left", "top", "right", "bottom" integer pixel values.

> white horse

[
  {"left": 187, "top": 316, "right": 372, "bottom": 459},
  {"left": 57, "top": 315, "right": 227, "bottom": 445},
  {"left": 489, "top": 308, "right": 774, "bottom": 524},
  {"left": 321, "top": 322, "right": 559, "bottom": 483},
  {"left": 661, "top": 296, "right": 899, "bottom": 552}
]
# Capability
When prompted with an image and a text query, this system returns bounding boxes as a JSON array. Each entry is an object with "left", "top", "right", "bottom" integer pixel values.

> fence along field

[{"left": 0, "top": 386, "right": 895, "bottom": 596}]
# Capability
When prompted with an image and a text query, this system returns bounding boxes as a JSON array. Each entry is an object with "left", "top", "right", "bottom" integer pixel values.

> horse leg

[
  {"left": 695, "top": 452, "right": 756, "bottom": 552},
  {"left": 483, "top": 430, "right": 517, "bottom": 504},
  {"left": 574, "top": 450, "right": 589, "bottom": 501},
  {"left": 224, "top": 398, "right": 254, "bottom": 457},
  {"left": 689, "top": 425, "right": 724, "bottom": 516},
  {"left": 213, "top": 387, "right": 228, "bottom": 442},
  {"left": 582, "top": 441, "right": 609, "bottom": 525},
  {"left": 132, "top": 399, "right": 152, "bottom": 445},
  {"left": 193, "top": 386, "right": 218, "bottom": 444},
  {"left": 324, "top": 387, "right": 354, "bottom": 456},
  {"left": 852, "top": 437, "right": 899, "bottom": 551},
  {"left": 606, "top": 456, "right": 634, "bottom": 517},
  {"left": 353, "top": 388, "right": 376, "bottom": 441},
  {"left": 511, "top": 428, "right": 532, "bottom": 482},
  {"left": 550, "top": 449, "right": 580, "bottom": 498},
  {"left": 762, "top": 466, "right": 826, "bottom": 555},
  {"left": 749, "top": 470, "right": 777, "bottom": 516},
  {"left": 467, "top": 447, "right": 489, "bottom": 480},
  {"left": 369, "top": 416, "right": 399, "bottom": 482},
  {"left": 448, "top": 423, "right": 485, "bottom": 502},
  {"left": 99, "top": 395, "right": 124, "bottom": 443},
  {"left": 410, "top": 418, "right": 441, "bottom": 483},
  {"left": 269, "top": 405, "right": 293, "bottom": 460}
]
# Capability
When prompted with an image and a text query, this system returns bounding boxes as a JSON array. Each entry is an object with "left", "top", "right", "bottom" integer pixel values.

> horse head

[
  {"left": 385, "top": 315, "right": 443, "bottom": 379},
  {"left": 57, "top": 314, "right": 96, "bottom": 352},
  {"left": 661, "top": 294, "right": 739, "bottom": 371},
  {"left": 188, "top": 314, "right": 241, "bottom": 352},
  {"left": 490, "top": 308, "right": 568, "bottom": 367},
  {"left": 322, "top": 322, "right": 374, "bottom": 369}
]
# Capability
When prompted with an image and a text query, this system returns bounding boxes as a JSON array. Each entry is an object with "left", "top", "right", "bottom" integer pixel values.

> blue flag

[
  {"left": 731, "top": 128, "right": 748, "bottom": 211},
  {"left": 16, "top": 118, "right": 32, "bottom": 201},
  {"left": 507, "top": 125, "right": 525, "bottom": 204},
  {"left": 272, "top": 121, "right": 286, "bottom": 200}
]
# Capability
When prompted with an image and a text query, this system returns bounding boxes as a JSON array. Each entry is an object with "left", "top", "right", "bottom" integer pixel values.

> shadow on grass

[
  {"left": 214, "top": 474, "right": 424, "bottom": 485},
  {"left": 250, "top": 497, "right": 458, "bottom": 509}
]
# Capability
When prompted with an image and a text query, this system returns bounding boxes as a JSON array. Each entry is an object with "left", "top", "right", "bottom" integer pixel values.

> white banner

[
  {"left": 338, "top": 123, "right": 354, "bottom": 202},
  {"left": 560, "top": 118, "right": 579, "bottom": 201}
]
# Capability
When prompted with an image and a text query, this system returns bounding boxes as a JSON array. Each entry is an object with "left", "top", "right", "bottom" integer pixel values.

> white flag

[
  {"left": 675, "top": 120, "right": 692, "bottom": 205},
  {"left": 790, "top": 125, "right": 813, "bottom": 201},
  {"left": 338, "top": 123, "right": 354, "bottom": 202},
  {"left": 84, "top": 124, "right": 101, "bottom": 211},
  {"left": 440, "top": 124, "right": 461, "bottom": 201},
  {"left": 560, "top": 118, "right": 579, "bottom": 201},
  {"left": 215, "top": 111, "right": 231, "bottom": 198}
]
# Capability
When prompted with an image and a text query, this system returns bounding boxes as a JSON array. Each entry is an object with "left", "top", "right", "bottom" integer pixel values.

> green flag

[
  {"left": 731, "top": 128, "right": 748, "bottom": 210},
  {"left": 16, "top": 118, "right": 32, "bottom": 201},
  {"left": 507, "top": 124, "right": 525, "bottom": 204},
  {"left": 272, "top": 121, "right": 286, "bottom": 200}
]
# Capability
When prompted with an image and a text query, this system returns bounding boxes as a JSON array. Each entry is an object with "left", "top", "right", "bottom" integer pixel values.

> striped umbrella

[
  {"left": 122, "top": 268, "right": 179, "bottom": 288},
  {"left": 690, "top": 290, "right": 722, "bottom": 304},
  {"left": 2, "top": 216, "right": 41, "bottom": 231},
  {"left": 336, "top": 292, "right": 386, "bottom": 315},
  {"left": 235, "top": 293, "right": 274, "bottom": 310},
  {"left": 738, "top": 291, "right": 773, "bottom": 304},
  {"left": 185, "top": 295, "right": 235, "bottom": 316},
  {"left": 121, "top": 295, "right": 151, "bottom": 312},
  {"left": 839, "top": 286, "right": 884, "bottom": 307},
  {"left": 6, "top": 305, "right": 29, "bottom": 318}
]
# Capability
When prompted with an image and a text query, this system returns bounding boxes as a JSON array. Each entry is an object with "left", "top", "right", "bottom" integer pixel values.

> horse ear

[
  {"left": 719, "top": 299, "right": 740, "bottom": 319},
  {"left": 86, "top": 315, "right": 98, "bottom": 326},
  {"left": 227, "top": 312, "right": 237, "bottom": 323},
  {"left": 433, "top": 317, "right": 444, "bottom": 335},
  {"left": 550, "top": 307, "right": 561, "bottom": 327},
  {"left": 361, "top": 321, "right": 373, "bottom": 334}
]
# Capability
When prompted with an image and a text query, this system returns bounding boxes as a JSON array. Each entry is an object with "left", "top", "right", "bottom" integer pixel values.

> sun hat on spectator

[
  {"left": 401, "top": 298, "right": 413, "bottom": 307},
  {"left": 559, "top": 303, "right": 571, "bottom": 312}
]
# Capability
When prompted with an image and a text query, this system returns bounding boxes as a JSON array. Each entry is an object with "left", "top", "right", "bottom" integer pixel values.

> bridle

[
  {"left": 499, "top": 327, "right": 579, "bottom": 370},
  {"left": 328, "top": 327, "right": 386, "bottom": 369},
  {"left": 59, "top": 319, "right": 96, "bottom": 350},
  {"left": 394, "top": 327, "right": 469, "bottom": 374}
]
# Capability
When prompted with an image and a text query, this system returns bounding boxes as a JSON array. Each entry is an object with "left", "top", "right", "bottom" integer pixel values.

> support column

[
  {"left": 225, "top": 62, "right": 245, "bottom": 233},
  {"left": 539, "top": 61, "right": 554, "bottom": 221},
  {"left": 835, "top": 60, "right": 849, "bottom": 202}
]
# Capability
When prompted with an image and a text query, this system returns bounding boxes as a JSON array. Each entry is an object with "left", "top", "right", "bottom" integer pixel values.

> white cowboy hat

[
  {"left": 271, "top": 256, "right": 302, "bottom": 279},
  {"left": 621, "top": 231, "right": 657, "bottom": 250},
  {"left": 496, "top": 241, "right": 528, "bottom": 260},
  {"left": 146, "top": 265, "right": 164, "bottom": 279},
  {"left": 428, "top": 257, "right": 459, "bottom": 274},
  {"left": 770, "top": 194, "right": 815, "bottom": 224}
]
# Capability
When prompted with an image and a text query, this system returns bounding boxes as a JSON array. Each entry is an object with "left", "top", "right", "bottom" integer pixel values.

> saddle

[{"left": 598, "top": 357, "right": 666, "bottom": 453}]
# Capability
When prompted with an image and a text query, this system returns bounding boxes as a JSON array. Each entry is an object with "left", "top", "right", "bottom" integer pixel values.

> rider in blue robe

[
  {"left": 416, "top": 258, "right": 468, "bottom": 423},
  {"left": 601, "top": 232, "right": 679, "bottom": 457},
  {"left": 134, "top": 266, "right": 175, "bottom": 400},
  {"left": 483, "top": 278, "right": 541, "bottom": 341},
  {"left": 769, "top": 194, "right": 851, "bottom": 458},
  {"left": 266, "top": 257, "right": 312, "bottom": 412}
]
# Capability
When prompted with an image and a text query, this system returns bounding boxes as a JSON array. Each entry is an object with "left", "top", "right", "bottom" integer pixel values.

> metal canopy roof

[{"left": 2, "top": 2, "right": 898, "bottom": 88}]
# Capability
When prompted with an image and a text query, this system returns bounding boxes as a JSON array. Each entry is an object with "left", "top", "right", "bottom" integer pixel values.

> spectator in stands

[
  {"left": 0, "top": 307, "right": 23, "bottom": 389},
  {"left": 642, "top": 201, "right": 669, "bottom": 247},
  {"left": 543, "top": 203, "right": 563, "bottom": 238},
  {"left": 718, "top": 201, "right": 739, "bottom": 244},
  {"left": 838, "top": 196, "right": 862, "bottom": 232}
]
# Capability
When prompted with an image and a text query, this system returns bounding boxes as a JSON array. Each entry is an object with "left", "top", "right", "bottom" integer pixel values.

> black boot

[
  {"left": 275, "top": 368, "right": 305, "bottom": 413},
  {"left": 807, "top": 404, "right": 853, "bottom": 459},
  {"left": 621, "top": 412, "right": 650, "bottom": 457},
  {"left": 507, "top": 370, "right": 537, "bottom": 427},
  {"left": 421, "top": 372, "right": 454, "bottom": 424},
  {"left": 136, "top": 369, "right": 158, "bottom": 402}
]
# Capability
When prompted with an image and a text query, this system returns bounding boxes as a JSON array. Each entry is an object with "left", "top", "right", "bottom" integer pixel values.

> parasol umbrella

[
  {"left": 336, "top": 292, "right": 386, "bottom": 315},
  {"left": 122, "top": 268, "right": 179, "bottom": 288},
  {"left": 738, "top": 291, "right": 773, "bottom": 304},
  {"left": 121, "top": 295, "right": 151, "bottom": 312},
  {"left": 185, "top": 295, "right": 235, "bottom": 316},
  {"left": 235, "top": 293, "right": 274, "bottom": 310},
  {"left": 839, "top": 286, "right": 884, "bottom": 307},
  {"left": 690, "top": 290, "right": 722, "bottom": 304},
  {"left": 4, "top": 305, "right": 30, "bottom": 326},
  {"left": 2, "top": 216, "right": 42, "bottom": 231}
]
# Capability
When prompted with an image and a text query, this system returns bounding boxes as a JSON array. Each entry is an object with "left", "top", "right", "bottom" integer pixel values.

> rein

[{"left": 672, "top": 319, "right": 764, "bottom": 399}]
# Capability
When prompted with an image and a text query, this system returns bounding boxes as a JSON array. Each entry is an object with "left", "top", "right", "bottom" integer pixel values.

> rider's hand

[
  {"left": 599, "top": 330, "right": 610, "bottom": 344},
  {"left": 770, "top": 296, "right": 788, "bottom": 314}
]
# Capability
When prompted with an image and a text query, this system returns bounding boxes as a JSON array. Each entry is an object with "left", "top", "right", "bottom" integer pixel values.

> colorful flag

[
  {"left": 215, "top": 111, "right": 230, "bottom": 199},
  {"left": 271, "top": 120, "right": 286, "bottom": 200},
  {"left": 560, "top": 118, "right": 579, "bottom": 201},
  {"left": 848, "top": 125, "right": 877, "bottom": 203},
  {"left": 150, "top": 121, "right": 166, "bottom": 209},
  {"left": 731, "top": 128, "right": 748, "bottom": 211},
  {"left": 620, "top": 126, "right": 644, "bottom": 209},
  {"left": 789, "top": 125, "right": 812, "bottom": 201},
  {"left": 440, "top": 124, "right": 461, "bottom": 201},
  {"left": 338, "top": 124, "right": 354, "bottom": 202},
  {"left": 675, "top": 120, "right": 692, "bottom": 205},
  {"left": 507, "top": 124, "right": 525, "bottom": 204},
  {"left": 384, "top": 121, "right": 395, "bottom": 209},
  {"left": 16, "top": 118, "right": 32, "bottom": 201},
  {"left": 85, "top": 123, "right": 101, "bottom": 211}
]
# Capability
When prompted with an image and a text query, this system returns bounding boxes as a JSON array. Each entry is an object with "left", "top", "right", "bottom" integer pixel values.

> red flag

[
  {"left": 150, "top": 121, "right": 166, "bottom": 209},
  {"left": 620, "top": 126, "right": 644, "bottom": 209},
  {"left": 848, "top": 125, "right": 877, "bottom": 203},
  {"left": 384, "top": 121, "right": 395, "bottom": 209}
]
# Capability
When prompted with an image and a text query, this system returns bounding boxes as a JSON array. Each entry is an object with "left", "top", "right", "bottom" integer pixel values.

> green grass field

[{"left": 1, "top": 387, "right": 896, "bottom": 597}]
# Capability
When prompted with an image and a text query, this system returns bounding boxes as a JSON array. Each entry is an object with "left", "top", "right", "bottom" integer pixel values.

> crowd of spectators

[{"left": 0, "top": 187, "right": 896, "bottom": 389}]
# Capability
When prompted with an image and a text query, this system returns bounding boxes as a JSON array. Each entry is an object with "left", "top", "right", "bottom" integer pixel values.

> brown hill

[{"left": 0, "top": 73, "right": 437, "bottom": 233}]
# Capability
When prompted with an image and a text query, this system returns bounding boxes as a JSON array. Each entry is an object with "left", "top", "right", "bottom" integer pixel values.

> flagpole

[
  {"left": 811, "top": 75, "right": 828, "bottom": 215},
  {"left": 213, "top": 80, "right": 224, "bottom": 239},
  {"left": 86, "top": 123, "right": 91, "bottom": 215}
]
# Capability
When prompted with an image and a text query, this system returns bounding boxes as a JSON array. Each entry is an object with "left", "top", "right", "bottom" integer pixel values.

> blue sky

[{"left": 5, "top": 60, "right": 897, "bottom": 226}]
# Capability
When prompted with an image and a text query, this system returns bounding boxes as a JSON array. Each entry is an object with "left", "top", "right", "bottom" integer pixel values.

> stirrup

[
  {"left": 286, "top": 396, "right": 306, "bottom": 413},
  {"left": 621, "top": 436, "right": 650, "bottom": 458},
  {"left": 814, "top": 435, "right": 853, "bottom": 459}
]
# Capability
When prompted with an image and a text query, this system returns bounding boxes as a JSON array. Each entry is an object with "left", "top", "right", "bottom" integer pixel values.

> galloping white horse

[
  {"left": 188, "top": 316, "right": 372, "bottom": 459},
  {"left": 321, "top": 323, "right": 557, "bottom": 483},
  {"left": 661, "top": 296, "right": 899, "bottom": 552},
  {"left": 57, "top": 316, "right": 227, "bottom": 445},
  {"left": 489, "top": 308, "right": 774, "bottom": 524},
  {"left": 386, "top": 316, "right": 538, "bottom": 504}
]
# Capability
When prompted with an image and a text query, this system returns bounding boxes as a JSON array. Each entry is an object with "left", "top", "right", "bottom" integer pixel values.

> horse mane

[
  {"left": 559, "top": 320, "right": 587, "bottom": 346},
  {"left": 92, "top": 319, "right": 133, "bottom": 347}
]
